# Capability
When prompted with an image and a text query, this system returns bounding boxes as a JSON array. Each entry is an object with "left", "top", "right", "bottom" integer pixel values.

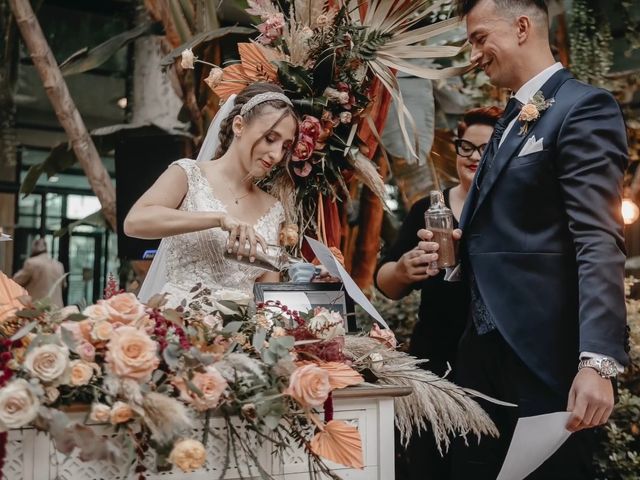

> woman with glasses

[{"left": 374, "top": 106, "right": 502, "bottom": 480}]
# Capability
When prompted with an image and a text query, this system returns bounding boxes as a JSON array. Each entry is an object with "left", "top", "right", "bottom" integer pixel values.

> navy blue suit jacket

[{"left": 459, "top": 68, "right": 629, "bottom": 394}]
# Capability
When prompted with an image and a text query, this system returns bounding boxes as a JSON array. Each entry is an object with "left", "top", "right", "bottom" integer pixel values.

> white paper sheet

[
  {"left": 496, "top": 412, "right": 572, "bottom": 480},
  {"left": 305, "top": 236, "right": 389, "bottom": 329},
  {"left": 0, "top": 233, "right": 12, "bottom": 242}
]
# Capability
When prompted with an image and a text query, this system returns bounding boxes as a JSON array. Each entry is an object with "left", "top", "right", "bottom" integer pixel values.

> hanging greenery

[{"left": 569, "top": 0, "right": 613, "bottom": 86}]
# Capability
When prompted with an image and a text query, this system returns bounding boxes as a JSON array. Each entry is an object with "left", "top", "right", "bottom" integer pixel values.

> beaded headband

[{"left": 240, "top": 92, "right": 293, "bottom": 116}]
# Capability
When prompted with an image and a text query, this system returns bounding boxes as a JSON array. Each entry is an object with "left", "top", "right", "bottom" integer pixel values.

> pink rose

[
  {"left": 369, "top": 323, "right": 397, "bottom": 349},
  {"left": 257, "top": 13, "right": 285, "bottom": 43},
  {"left": 104, "top": 293, "right": 146, "bottom": 324},
  {"left": 286, "top": 364, "right": 331, "bottom": 408},
  {"left": 77, "top": 342, "right": 96, "bottom": 362},
  {"left": 300, "top": 115, "right": 322, "bottom": 141},
  {"left": 105, "top": 326, "right": 159, "bottom": 382}
]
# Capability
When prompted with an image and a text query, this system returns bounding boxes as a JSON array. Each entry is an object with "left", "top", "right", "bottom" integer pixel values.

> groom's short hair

[{"left": 456, "top": 0, "right": 548, "bottom": 20}]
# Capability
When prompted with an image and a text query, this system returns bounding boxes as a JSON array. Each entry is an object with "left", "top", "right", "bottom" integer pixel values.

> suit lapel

[{"left": 465, "top": 68, "right": 574, "bottom": 228}]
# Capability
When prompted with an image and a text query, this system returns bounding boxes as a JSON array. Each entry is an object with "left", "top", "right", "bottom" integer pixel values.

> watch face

[{"left": 601, "top": 359, "right": 618, "bottom": 377}]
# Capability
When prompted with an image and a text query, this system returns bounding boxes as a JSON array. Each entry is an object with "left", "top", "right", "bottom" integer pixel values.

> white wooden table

[{"left": 4, "top": 385, "right": 411, "bottom": 480}]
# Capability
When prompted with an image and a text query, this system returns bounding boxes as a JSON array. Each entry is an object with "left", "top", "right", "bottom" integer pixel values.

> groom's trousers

[{"left": 449, "top": 323, "right": 598, "bottom": 480}]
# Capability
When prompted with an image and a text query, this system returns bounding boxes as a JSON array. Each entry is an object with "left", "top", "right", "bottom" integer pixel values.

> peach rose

[
  {"left": 104, "top": 293, "right": 146, "bottom": 324},
  {"left": 169, "top": 438, "right": 206, "bottom": 472},
  {"left": 89, "top": 403, "right": 111, "bottom": 423},
  {"left": 519, "top": 103, "right": 540, "bottom": 123},
  {"left": 110, "top": 401, "right": 133, "bottom": 424},
  {"left": 0, "top": 379, "right": 40, "bottom": 431},
  {"left": 92, "top": 320, "right": 114, "bottom": 342},
  {"left": 286, "top": 364, "right": 331, "bottom": 408},
  {"left": 44, "top": 386, "right": 60, "bottom": 404},
  {"left": 279, "top": 224, "right": 299, "bottom": 247},
  {"left": 83, "top": 303, "right": 110, "bottom": 323},
  {"left": 69, "top": 360, "right": 95, "bottom": 386},
  {"left": 105, "top": 326, "right": 159, "bottom": 382},
  {"left": 24, "top": 344, "right": 69, "bottom": 384},
  {"left": 174, "top": 366, "right": 227, "bottom": 411},
  {"left": 369, "top": 323, "right": 397, "bottom": 349}
]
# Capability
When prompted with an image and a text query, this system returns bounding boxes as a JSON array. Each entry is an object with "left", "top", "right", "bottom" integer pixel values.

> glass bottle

[
  {"left": 424, "top": 190, "right": 457, "bottom": 269},
  {"left": 223, "top": 244, "right": 302, "bottom": 272}
]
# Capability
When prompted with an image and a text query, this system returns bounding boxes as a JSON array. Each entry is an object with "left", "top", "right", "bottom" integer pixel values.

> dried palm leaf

[
  {"left": 348, "top": 150, "right": 387, "bottom": 206},
  {"left": 0, "top": 271, "right": 27, "bottom": 325},
  {"left": 310, "top": 419, "right": 364, "bottom": 469},
  {"left": 294, "top": 0, "right": 328, "bottom": 28},
  {"left": 344, "top": 336, "right": 499, "bottom": 453},
  {"left": 317, "top": 361, "right": 364, "bottom": 389}
]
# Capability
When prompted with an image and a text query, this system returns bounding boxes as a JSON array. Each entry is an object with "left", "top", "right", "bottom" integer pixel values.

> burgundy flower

[
  {"left": 300, "top": 115, "right": 322, "bottom": 141},
  {"left": 293, "top": 134, "right": 315, "bottom": 161},
  {"left": 293, "top": 161, "right": 312, "bottom": 177}
]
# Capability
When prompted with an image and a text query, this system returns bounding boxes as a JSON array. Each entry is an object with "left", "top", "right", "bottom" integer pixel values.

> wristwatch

[{"left": 578, "top": 357, "right": 618, "bottom": 378}]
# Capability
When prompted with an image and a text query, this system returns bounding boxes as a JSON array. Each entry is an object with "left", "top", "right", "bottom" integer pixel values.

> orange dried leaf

[
  {"left": 318, "top": 362, "right": 364, "bottom": 390},
  {"left": 0, "top": 271, "right": 27, "bottom": 323},
  {"left": 310, "top": 420, "right": 364, "bottom": 469},
  {"left": 237, "top": 43, "right": 278, "bottom": 82},
  {"left": 213, "top": 64, "right": 251, "bottom": 100}
]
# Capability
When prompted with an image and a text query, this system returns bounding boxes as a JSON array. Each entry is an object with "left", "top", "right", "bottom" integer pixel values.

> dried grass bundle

[{"left": 344, "top": 336, "right": 499, "bottom": 453}]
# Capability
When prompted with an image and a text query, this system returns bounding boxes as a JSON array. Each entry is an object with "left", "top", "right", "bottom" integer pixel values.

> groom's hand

[{"left": 566, "top": 368, "right": 614, "bottom": 432}]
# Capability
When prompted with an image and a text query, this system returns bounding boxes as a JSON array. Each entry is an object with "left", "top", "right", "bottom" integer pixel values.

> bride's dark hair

[{"left": 213, "top": 82, "right": 299, "bottom": 160}]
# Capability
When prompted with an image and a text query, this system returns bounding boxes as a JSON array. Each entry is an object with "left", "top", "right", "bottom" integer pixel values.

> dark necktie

[{"left": 475, "top": 97, "right": 522, "bottom": 188}]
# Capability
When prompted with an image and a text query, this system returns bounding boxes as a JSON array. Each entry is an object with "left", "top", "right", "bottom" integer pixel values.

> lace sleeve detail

[{"left": 169, "top": 159, "right": 199, "bottom": 210}]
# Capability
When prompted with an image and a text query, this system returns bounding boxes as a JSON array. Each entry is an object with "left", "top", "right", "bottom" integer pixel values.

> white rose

[
  {"left": 89, "top": 403, "right": 111, "bottom": 423},
  {"left": 92, "top": 320, "right": 114, "bottom": 342},
  {"left": 215, "top": 289, "right": 251, "bottom": 306},
  {"left": 308, "top": 310, "right": 346, "bottom": 340},
  {"left": 203, "top": 67, "right": 224, "bottom": 90},
  {"left": 180, "top": 48, "right": 196, "bottom": 69},
  {"left": 339, "top": 111, "right": 352, "bottom": 124},
  {"left": 24, "top": 344, "right": 70, "bottom": 384},
  {"left": 0, "top": 379, "right": 40, "bottom": 431},
  {"left": 83, "top": 303, "right": 110, "bottom": 322}
]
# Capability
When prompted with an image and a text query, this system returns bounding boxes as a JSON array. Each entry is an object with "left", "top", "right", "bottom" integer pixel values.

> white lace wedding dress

[{"left": 159, "top": 159, "right": 284, "bottom": 306}]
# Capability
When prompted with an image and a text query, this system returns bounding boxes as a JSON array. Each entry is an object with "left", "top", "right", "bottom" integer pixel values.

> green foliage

[
  {"left": 595, "top": 277, "right": 640, "bottom": 478},
  {"left": 569, "top": 0, "right": 614, "bottom": 86}
]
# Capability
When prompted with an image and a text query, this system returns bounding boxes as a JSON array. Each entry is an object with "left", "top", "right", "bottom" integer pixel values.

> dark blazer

[{"left": 459, "top": 68, "right": 629, "bottom": 395}]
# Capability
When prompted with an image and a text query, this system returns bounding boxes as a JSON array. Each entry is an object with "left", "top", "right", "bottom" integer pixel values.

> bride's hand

[{"left": 220, "top": 214, "right": 267, "bottom": 262}]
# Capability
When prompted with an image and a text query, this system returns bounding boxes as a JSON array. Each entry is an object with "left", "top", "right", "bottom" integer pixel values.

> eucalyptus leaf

[
  {"left": 10, "top": 320, "right": 37, "bottom": 341},
  {"left": 185, "top": 378, "right": 204, "bottom": 398},
  {"left": 162, "top": 344, "right": 182, "bottom": 370},
  {"left": 252, "top": 328, "right": 267, "bottom": 352},
  {"left": 222, "top": 321, "right": 243, "bottom": 334},
  {"left": 20, "top": 143, "right": 77, "bottom": 197},
  {"left": 64, "top": 313, "right": 88, "bottom": 322},
  {"left": 60, "top": 326, "right": 78, "bottom": 353}
]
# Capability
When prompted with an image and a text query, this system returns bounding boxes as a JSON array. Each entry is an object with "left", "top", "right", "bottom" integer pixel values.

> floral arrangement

[
  {"left": 0, "top": 271, "right": 497, "bottom": 478},
  {"left": 174, "top": 0, "right": 468, "bottom": 249},
  {"left": 518, "top": 91, "right": 554, "bottom": 136}
]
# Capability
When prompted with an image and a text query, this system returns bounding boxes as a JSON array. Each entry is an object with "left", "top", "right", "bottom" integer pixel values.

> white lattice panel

[{"left": 6, "top": 394, "right": 396, "bottom": 480}]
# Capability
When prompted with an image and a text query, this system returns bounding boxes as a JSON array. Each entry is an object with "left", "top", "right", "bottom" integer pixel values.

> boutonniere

[{"left": 518, "top": 91, "right": 555, "bottom": 136}]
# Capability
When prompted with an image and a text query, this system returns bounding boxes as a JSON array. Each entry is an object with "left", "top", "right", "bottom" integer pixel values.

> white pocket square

[{"left": 518, "top": 135, "right": 544, "bottom": 157}]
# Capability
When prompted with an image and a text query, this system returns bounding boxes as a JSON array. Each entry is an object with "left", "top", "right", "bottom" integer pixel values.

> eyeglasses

[{"left": 454, "top": 139, "right": 487, "bottom": 158}]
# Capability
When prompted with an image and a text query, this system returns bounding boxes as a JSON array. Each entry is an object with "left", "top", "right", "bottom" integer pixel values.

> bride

[{"left": 124, "top": 83, "right": 299, "bottom": 305}]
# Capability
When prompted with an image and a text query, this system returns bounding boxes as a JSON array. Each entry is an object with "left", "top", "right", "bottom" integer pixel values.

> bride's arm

[{"left": 124, "top": 166, "right": 225, "bottom": 239}]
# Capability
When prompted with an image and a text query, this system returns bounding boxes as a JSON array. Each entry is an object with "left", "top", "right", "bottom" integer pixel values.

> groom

[{"left": 419, "top": 0, "right": 630, "bottom": 478}]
